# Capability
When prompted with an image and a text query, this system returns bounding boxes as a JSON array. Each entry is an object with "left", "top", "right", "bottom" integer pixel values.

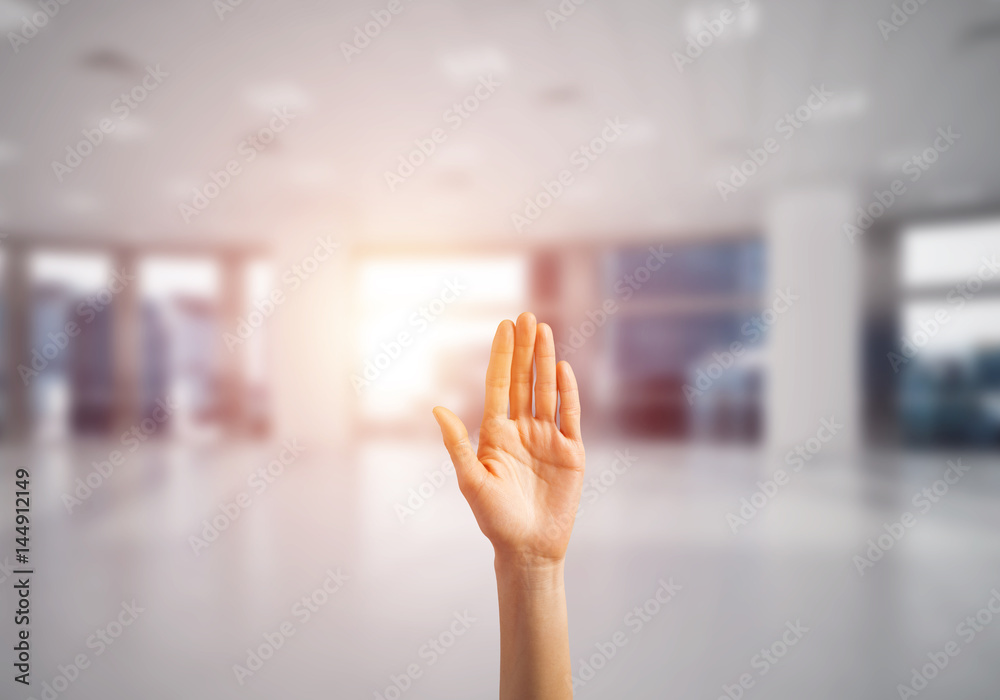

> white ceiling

[{"left": 0, "top": 0, "right": 998, "bottom": 246}]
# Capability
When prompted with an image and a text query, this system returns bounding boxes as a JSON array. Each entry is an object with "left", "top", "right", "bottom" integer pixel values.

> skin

[{"left": 433, "top": 312, "right": 585, "bottom": 700}]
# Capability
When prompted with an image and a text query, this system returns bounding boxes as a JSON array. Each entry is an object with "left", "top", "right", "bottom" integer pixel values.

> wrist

[{"left": 494, "top": 550, "right": 565, "bottom": 591}]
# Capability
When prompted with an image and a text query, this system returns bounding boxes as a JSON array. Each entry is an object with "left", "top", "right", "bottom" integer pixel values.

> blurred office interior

[{"left": 1, "top": 0, "right": 1000, "bottom": 698}]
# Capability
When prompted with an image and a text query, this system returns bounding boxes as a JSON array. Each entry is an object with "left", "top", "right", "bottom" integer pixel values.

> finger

[
  {"left": 557, "top": 361, "right": 582, "bottom": 440},
  {"left": 484, "top": 320, "right": 515, "bottom": 419},
  {"left": 432, "top": 407, "right": 487, "bottom": 497},
  {"left": 510, "top": 312, "right": 537, "bottom": 420},
  {"left": 534, "top": 322, "right": 557, "bottom": 421}
]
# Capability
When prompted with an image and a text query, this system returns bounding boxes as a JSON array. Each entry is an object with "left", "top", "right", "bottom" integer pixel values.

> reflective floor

[{"left": 2, "top": 439, "right": 999, "bottom": 699}]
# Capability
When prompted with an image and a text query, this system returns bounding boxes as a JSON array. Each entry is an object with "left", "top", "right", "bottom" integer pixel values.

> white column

[
  {"left": 270, "top": 235, "right": 351, "bottom": 448},
  {"left": 765, "top": 188, "right": 861, "bottom": 456}
]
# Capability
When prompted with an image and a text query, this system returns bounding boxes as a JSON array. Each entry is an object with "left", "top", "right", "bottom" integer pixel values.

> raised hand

[
  {"left": 432, "top": 312, "right": 584, "bottom": 700},
  {"left": 432, "top": 312, "right": 586, "bottom": 565}
]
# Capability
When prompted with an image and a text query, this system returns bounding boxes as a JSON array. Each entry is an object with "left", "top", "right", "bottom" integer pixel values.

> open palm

[{"left": 433, "top": 313, "right": 585, "bottom": 564}]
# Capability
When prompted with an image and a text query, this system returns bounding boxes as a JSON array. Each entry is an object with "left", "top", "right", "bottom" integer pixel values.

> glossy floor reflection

[{"left": 1, "top": 440, "right": 999, "bottom": 699}]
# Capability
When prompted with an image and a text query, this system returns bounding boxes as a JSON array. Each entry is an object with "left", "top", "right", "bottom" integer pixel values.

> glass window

[
  {"left": 605, "top": 238, "right": 765, "bottom": 442},
  {"left": 898, "top": 217, "right": 1000, "bottom": 446},
  {"left": 28, "top": 251, "right": 114, "bottom": 440},
  {"left": 902, "top": 218, "right": 1000, "bottom": 288},
  {"left": 138, "top": 256, "right": 222, "bottom": 439},
  {"left": 608, "top": 238, "right": 764, "bottom": 299},
  {"left": 355, "top": 256, "right": 528, "bottom": 426}
]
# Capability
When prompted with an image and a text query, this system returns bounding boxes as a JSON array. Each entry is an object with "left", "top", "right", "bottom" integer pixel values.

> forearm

[{"left": 495, "top": 553, "right": 573, "bottom": 700}]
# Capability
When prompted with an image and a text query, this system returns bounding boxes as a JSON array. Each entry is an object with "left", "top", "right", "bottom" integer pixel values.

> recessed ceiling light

[
  {"left": 285, "top": 161, "right": 338, "bottom": 187},
  {"left": 433, "top": 143, "right": 480, "bottom": 168},
  {"left": 682, "top": 2, "right": 759, "bottom": 39},
  {"left": 107, "top": 118, "right": 150, "bottom": 141},
  {"left": 0, "top": 0, "right": 31, "bottom": 33},
  {"left": 243, "top": 84, "right": 310, "bottom": 113},
  {"left": 738, "top": 3, "right": 760, "bottom": 36},
  {"left": 813, "top": 90, "right": 868, "bottom": 122},
  {"left": 164, "top": 178, "right": 199, "bottom": 198},
  {"left": 60, "top": 193, "right": 102, "bottom": 213},
  {"left": 682, "top": 6, "right": 705, "bottom": 36},
  {"left": 618, "top": 118, "right": 658, "bottom": 145},
  {"left": 439, "top": 47, "right": 509, "bottom": 84}
]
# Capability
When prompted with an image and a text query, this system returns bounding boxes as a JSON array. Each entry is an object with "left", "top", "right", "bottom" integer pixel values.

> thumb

[{"left": 432, "top": 406, "right": 487, "bottom": 498}]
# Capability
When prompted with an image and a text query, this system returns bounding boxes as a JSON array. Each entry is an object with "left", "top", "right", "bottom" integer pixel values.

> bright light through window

[
  {"left": 901, "top": 217, "right": 1000, "bottom": 359},
  {"left": 357, "top": 256, "right": 528, "bottom": 422},
  {"left": 904, "top": 299, "right": 1000, "bottom": 357},
  {"left": 902, "top": 218, "right": 1000, "bottom": 288},
  {"left": 140, "top": 256, "right": 220, "bottom": 301},
  {"left": 30, "top": 251, "right": 112, "bottom": 292},
  {"left": 359, "top": 257, "right": 527, "bottom": 308}
]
